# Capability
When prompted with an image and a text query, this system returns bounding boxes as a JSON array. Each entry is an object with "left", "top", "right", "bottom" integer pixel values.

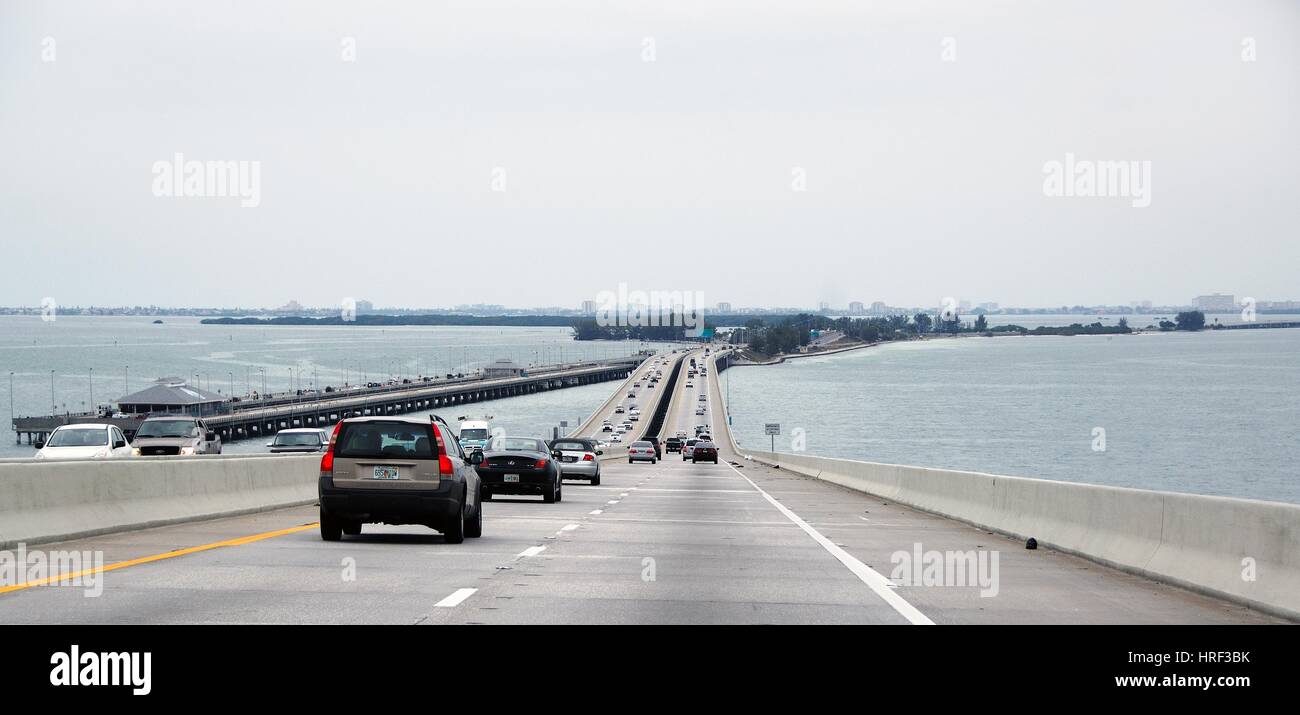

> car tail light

[
  {"left": 535, "top": 459, "right": 547, "bottom": 469},
  {"left": 583, "top": 454, "right": 594, "bottom": 461},
  {"left": 431, "top": 424, "right": 454, "bottom": 478},
  {"left": 320, "top": 420, "right": 342, "bottom": 476}
]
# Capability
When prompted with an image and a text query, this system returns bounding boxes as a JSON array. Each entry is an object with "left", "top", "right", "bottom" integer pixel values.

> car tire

[
  {"left": 591, "top": 473, "right": 601, "bottom": 485},
  {"left": 556, "top": 480, "right": 563, "bottom": 502},
  {"left": 482, "top": 490, "right": 493, "bottom": 501},
  {"left": 628, "top": 458, "right": 633, "bottom": 464},
  {"left": 465, "top": 487, "right": 483, "bottom": 538},
  {"left": 543, "top": 479, "right": 557, "bottom": 503},
  {"left": 444, "top": 496, "right": 466, "bottom": 543},
  {"left": 320, "top": 507, "right": 343, "bottom": 541},
  {"left": 342, "top": 520, "right": 362, "bottom": 536},
  {"left": 651, "top": 458, "right": 657, "bottom": 464}
]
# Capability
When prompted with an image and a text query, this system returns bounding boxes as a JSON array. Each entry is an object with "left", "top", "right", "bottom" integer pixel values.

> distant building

[
  {"left": 715, "top": 302, "right": 732, "bottom": 314},
  {"left": 1196, "top": 294, "right": 1236, "bottom": 312},
  {"left": 483, "top": 359, "right": 526, "bottom": 378},
  {"left": 817, "top": 301, "right": 830, "bottom": 312},
  {"left": 115, "top": 378, "right": 227, "bottom": 417},
  {"left": 580, "top": 300, "right": 597, "bottom": 314},
  {"left": 870, "top": 301, "right": 888, "bottom": 314},
  {"left": 355, "top": 299, "right": 374, "bottom": 314},
  {"left": 977, "top": 302, "right": 999, "bottom": 312},
  {"left": 274, "top": 300, "right": 305, "bottom": 314},
  {"left": 848, "top": 301, "right": 865, "bottom": 314}
]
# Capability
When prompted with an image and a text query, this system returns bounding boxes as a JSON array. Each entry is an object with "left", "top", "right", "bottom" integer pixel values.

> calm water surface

[{"left": 724, "top": 329, "right": 1300, "bottom": 504}]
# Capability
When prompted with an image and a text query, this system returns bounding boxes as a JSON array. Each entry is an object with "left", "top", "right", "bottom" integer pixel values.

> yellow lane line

[{"left": 0, "top": 522, "right": 319, "bottom": 595}]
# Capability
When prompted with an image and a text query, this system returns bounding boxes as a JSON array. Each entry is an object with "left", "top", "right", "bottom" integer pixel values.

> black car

[
  {"left": 474, "top": 436, "right": 563, "bottom": 503},
  {"left": 643, "top": 435, "right": 663, "bottom": 459},
  {"left": 664, "top": 437, "right": 683, "bottom": 453},
  {"left": 692, "top": 441, "right": 719, "bottom": 464}
]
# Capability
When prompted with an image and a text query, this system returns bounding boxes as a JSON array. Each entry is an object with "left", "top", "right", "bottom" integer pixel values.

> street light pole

[
  {"left": 89, "top": 368, "right": 94, "bottom": 416},
  {"left": 50, "top": 370, "right": 55, "bottom": 416}
]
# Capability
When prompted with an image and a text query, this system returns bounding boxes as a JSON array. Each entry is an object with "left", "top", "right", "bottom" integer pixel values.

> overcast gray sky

[{"left": 2, "top": 0, "right": 1297, "bottom": 310}]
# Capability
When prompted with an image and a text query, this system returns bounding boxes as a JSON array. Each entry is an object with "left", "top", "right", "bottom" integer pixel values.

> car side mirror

[
  {"left": 114, "top": 440, "right": 127, "bottom": 449},
  {"left": 206, "top": 431, "right": 217, "bottom": 441},
  {"left": 34, "top": 440, "right": 45, "bottom": 450},
  {"left": 596, "top": 450, "right": 603, "bottom": 455},
  {"left": 470, "top": 452, "right": 484, "bottom": 465},
  {"left": 551, "top": 450, "right": 563, "bottom": 459}
]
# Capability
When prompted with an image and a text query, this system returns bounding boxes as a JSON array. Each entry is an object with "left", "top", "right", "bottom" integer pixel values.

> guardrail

[{"left": 0, "top": 455, "right": 318, "bottom": 548}]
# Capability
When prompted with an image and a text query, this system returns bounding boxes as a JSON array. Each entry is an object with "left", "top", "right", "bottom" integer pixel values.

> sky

[{"left": 1, "top": 0, "right": 1297, "bottom": 311}]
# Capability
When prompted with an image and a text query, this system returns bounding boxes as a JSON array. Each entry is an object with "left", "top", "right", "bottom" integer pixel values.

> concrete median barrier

[
  {"left": 0, "top": 454, "right": 319, "bottom": 548},
  {"left": 737, "top": 449, "right": 1300, "bottom": 621}
]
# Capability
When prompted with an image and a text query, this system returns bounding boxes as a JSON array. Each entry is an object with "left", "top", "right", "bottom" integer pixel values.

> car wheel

[
  {"left": 465, "top": 487, "right": 483, "bottom": 538},
  {"left": 444, "top": 495, "right": 466, "bottom": 543},
  {"left": 320, "top": 507, "right": 343, "bottom": 541},
  {"left": 556, "top": 480, "right": 563, "bottom": 502},
  {"left": 342, "top": 520, "right": 362, "bottom": 536},
  {"left": 628, "top": 458, "right": 633, "bottom": 464},
  {"left": 482, "top": 490, "right": 493, "bottom": 501},
  {"left": 591, "top": 472, "right": 601, "bottom": 486},
  {"left": 543, "top": 478, "right": 557, "bottom": 503},
  {"left": 651, "top": 458, "right": 657, "bottom": 464}
]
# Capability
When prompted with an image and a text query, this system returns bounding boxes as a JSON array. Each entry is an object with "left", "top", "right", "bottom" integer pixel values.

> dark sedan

[
  {"left": 473, "top": 436, "right": 563, "bottom": 503},
  {"left": 691, "top": 441, "right": 719, "bottom": 464}
]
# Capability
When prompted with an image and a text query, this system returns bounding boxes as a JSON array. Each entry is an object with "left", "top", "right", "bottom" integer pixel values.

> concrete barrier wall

[
  {"left": 0, "top": 455, "right": 319, "bottom": 548},
  {"left": 738, "top": 449, "right": 1300, "bottom": 621}
]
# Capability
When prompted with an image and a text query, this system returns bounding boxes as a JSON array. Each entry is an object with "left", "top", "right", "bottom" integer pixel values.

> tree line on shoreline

[{"left": 734, "top": 311, "right": 1211, "bottom": 356}]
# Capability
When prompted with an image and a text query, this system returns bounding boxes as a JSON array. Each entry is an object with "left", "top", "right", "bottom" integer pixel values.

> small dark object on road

[{"left": 1026, "top": 537, "right": 1038, "bottom": 550}]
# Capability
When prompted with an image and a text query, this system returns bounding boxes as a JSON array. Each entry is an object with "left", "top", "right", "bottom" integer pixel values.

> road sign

[
  {"left": 560, "top": 420, "right": 569, "bottom": 428},
  {"left": 764, "top": 423, "right": 780, "bottom": 435}
]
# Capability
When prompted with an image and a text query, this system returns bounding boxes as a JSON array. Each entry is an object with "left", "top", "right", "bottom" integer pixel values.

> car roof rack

[{"left": 429, "top": 414, "right": 449, "bottom": 426}]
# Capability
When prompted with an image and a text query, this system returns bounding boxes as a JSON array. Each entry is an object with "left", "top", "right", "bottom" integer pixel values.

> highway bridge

[
  {"left": 11, "top": 356, "right": 643, "bottom": 446},
  {"left": 0, "top": 347, "right": 1295, "bottom": 624}
]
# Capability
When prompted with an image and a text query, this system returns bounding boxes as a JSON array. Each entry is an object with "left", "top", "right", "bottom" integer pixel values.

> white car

[
  {"left": 610, "top": 433, "right": 623, "bottom": 443},
  {"left": 695, "top": 406, "right": 706, "bottom": 415},
  {"left": 34, "top": 424, "right": 132, "bottom": 460}
]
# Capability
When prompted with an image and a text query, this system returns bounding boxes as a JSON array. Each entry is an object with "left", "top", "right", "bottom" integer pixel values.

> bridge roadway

[{"left": 0, "top": 349, "right": 1283, "bottom": 624}]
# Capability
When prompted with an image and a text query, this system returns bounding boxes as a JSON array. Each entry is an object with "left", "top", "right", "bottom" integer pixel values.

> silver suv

[{"left": 132, "top": 416, "right": 221, "bottom": 456}]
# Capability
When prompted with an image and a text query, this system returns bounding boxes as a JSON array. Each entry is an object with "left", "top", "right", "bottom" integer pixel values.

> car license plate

[
  {"left": 504, "top": 474, "right": 519, "bottom": 483},
  {"left": 373, "top": 466, "right": 400, "bottom": 480},
  {"left": 562, "top": 456, "right": 576, "bottom": 462}
]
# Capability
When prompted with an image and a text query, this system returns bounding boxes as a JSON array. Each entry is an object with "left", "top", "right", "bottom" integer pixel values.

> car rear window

[
  {"left": 335, "top": 422, "right": 434, "bottom": 459},
  {"left": 552, "top": 441, "right": 592, "bottom": 452},
  {"left": 631, "top": 441, "right": 652, "bottom": 447}
]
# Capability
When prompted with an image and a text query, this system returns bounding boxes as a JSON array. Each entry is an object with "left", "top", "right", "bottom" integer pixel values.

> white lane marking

[
  {"left": 560, "top": 524, "right": 579, "bottom": 532},
  {"left": 607, "top": 500, "right": 620, "bottom": 505},
  {"left": 620, "top": 492, "right": 630, "bottom": 497},
  {"left": 722, "top": 461, "right": 934, "bottom": 626},
  {"left": 517, "top": 546, "right": 546, "bottom": 558},
  {"left": 589, "top": 509, "right": 603, "bottom": 515},
  {"left": 434, "top": 588, "right": 478, "bottom": 608}
]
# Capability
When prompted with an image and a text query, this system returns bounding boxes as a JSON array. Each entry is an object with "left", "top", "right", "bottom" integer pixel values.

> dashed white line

[
  {"left": 589, "top": 509, "right": 603, "bottom": 515},
  {"left": 433, "top": 588, "right": 478, "bottom": 608},
  {"left": 722, "top": 461, "right": 934, "bottom": 626},
  {"left": 560, "top": 524, "right": 579, "bottom": 532},
  {"left": 607, "top": 500, "right": 620, "bottom": 505},
  {"left": 517, "top": 546, "right": 546, "bottom": 558}
]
